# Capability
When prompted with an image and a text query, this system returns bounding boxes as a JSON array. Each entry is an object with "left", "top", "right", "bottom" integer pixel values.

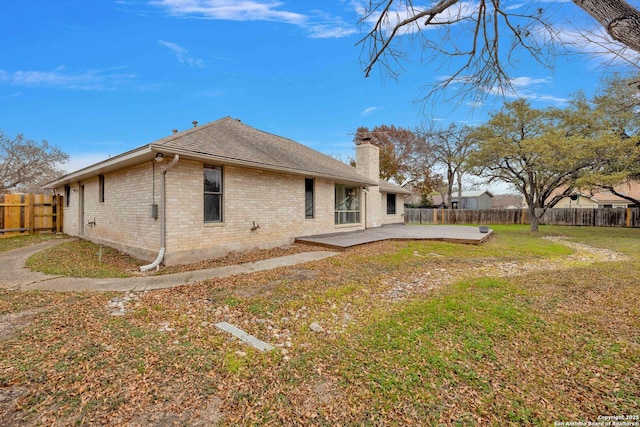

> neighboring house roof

[
  {"left": 46, "top": 117, "right": 379, "bottom": 188},
  {"left": 451, "top": 190, "right": 494, "bottom": 199},
  {"left": 378, "top": 179, "right": 412, "bottom": 195},
  {"left": 547, "top": 181, "right": 640, "bottom": 206},
  {"left": 492, "top": 194, "right": 523, "bottom": 209},
  {"left": 426, "top": 191, "right": 494, "bottom": 207},
  {"left": 429, "top": 194, "right": 446, "bottom": 206}
]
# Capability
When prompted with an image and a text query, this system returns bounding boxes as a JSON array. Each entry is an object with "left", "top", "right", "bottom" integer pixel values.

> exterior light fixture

[{"left": 155, "top": 153, "right": 164, "bottom": 162}]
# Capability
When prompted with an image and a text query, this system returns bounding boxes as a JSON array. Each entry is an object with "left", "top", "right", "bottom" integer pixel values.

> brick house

[{"left": 46, "top": 117, "right": 410, "bottom": 268}]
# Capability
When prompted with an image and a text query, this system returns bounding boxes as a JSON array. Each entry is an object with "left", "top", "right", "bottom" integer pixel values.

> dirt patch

[
  {"left": 233, "top": 279, "right": 281, "bottom": 299},
  {"left": 0, "top": 309, "right": 41, "bottom": 341},
  {"left": 298, "top": 378, "right": 344, "bottom": 419},
  {"left": 0, "top": 386, "right": 31, "bottom": 427},
  {"left": 382, "top": 236, "right": 629, "bottom": 302},
  {"left": 233, "top": 267, "right": 318, "bottom": 298},
  {"left": 127, "top": 396, "right": 224, "bottom": 427},
  {"left": 543, "top": 235, "right": 629, "bottom": 262}
]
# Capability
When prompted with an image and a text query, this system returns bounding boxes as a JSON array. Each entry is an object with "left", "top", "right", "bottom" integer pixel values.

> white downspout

[{"left": 141, "top": 154, "right": 179, "bottom": 272}]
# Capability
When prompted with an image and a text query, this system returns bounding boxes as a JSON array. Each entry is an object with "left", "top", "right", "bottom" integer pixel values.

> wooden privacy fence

[
  {"left": 405, "top": 207, "right": 640, "bottom": 228},
  {"left": 0, "top": 194, "right": 63, "bottom": 238}
]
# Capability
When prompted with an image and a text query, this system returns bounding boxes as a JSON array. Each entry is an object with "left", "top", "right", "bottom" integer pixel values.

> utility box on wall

[{"left": 149, "top": 204, "right": 158, "bottom": 219}]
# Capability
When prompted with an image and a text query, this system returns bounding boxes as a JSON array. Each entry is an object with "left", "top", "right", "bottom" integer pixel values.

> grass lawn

[
  {"left": 1, "top": 225, "right": 638, "bottom": 425},
  {"left": 0, "top": 234, "right": 58, "bottom": 253}
]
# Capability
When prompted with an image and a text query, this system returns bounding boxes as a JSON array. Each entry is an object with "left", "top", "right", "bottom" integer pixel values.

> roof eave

[
  {"left": 150, "top": 145, "right": 378, "bottom": 187},
  {"left": 44, "top": 145, "right": 155, "bottom": 189}
]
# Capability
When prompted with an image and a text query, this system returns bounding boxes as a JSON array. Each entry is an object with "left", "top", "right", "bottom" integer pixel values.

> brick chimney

[{"left": 355, "top": 142, "right": 382, "bottom": 228}]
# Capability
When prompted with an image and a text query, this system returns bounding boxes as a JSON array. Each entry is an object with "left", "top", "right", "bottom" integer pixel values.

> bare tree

[
  {"left": 423, "top": 123, "right": 476, "bottom": 208},
  {"left": 358, "top": 1, "right": 640, "bottom": 102},
  {"left": 0, "top": 130, "right": 68, "bottom": 194}
]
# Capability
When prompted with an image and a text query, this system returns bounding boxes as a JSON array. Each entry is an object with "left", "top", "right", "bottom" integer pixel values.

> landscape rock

[{"left": 309, "top": 322, "right": 324, "bottom": 333}]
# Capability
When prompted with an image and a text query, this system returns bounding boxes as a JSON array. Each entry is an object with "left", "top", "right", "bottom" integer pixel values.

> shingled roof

[
  {"left": 150, "top": 117, "right": 376, "bottom": 185},
  {"left": 378, "top": 179, "right": 411, "bottom": 195},
  {"left": 46, "top": 117, "right": 379, "bottom": 188}
]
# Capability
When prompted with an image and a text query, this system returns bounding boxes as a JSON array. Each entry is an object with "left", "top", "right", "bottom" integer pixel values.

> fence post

[{"left": 27, "top": 194, "right": 35, "bottom": 234}]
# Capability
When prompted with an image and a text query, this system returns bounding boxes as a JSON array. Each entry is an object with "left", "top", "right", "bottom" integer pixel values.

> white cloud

[
  {"left": 360, "top": 1, "right": 478, "bottom": 36},
  {"left": 307, "top": 23, "right": 356, "bottom": 39},
  {"left": 465, "top": 100, "right": 485, "bottom": 108},
  {"left": 158, "top": 40, "right": 204, "bottom": 67},
  {"left": 149, "top": 0, "right": 306, "bottom": 24},
  {"left": 148, "top": 1, "right": 356, "bottom": 38},
  {"left": 0, "top": 66, "right": 135, "bottom": 90},
  {"left": 440, "top": 73, "right": 567, "bottom": 105},
  {"left": 497, "top": 76, "right": 568, "bottom": 104},
  {"left": 360, "top": 106, "right": 379, "bottom": 116},
  {"left": 509, "top": 77, "right": 551, "bottom": 88},
  {"left": 552, "top": 24, "right": 640, "bottom": 69}
]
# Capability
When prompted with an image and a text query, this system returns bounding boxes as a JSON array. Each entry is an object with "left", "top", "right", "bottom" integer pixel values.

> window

[
  {"left": 64, "top": 185, "right": 70, "bottom": 207},
  {"left": 335, "top": 184, "right": 360, "bottom": 225},
  {"left": 305, "top": 178, "right": 314, "bottom": 219},
  {"left": 387, "top": 193, "right": 396, "bottom": 215},
  {"left": 204, "top": 165, "right": 223, "bottom": 222},
  {"left": 98, "top": 175, "right": 105, "bottom": 203}
]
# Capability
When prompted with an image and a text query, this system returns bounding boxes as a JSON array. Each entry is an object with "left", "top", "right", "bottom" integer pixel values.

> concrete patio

[{"left": 295, "top": 224, "right": 493, "bottom": 249}]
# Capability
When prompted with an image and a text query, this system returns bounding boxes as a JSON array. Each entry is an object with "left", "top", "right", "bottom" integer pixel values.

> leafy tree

[
  {"left": 468, "top": 98, "right": 618, "bottom": 231},
  {"left": 358, "top": 1, "right": 640, "bottom": 103},
  {"left": 423, "top": 123, "right": 476, "bottom": 208},
  {"left": 572, "top": 73, "right": 640, "bottom": 205},
  {"left": 354, "top": 124, "right": 438, "bottom": 198},
  {"left": 0, "top": 130, "right": 68, "bottom": 194}
]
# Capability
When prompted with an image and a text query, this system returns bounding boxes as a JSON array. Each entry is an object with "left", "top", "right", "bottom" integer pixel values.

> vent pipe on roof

[
  {"left": 172, "top": 129, "right": 178, "bottom": 134},
  {"left": 192, "top": 120, "right": 198, "bottom": 128}
]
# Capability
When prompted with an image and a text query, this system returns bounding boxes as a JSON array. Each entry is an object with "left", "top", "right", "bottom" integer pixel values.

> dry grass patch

[
  {"left": 0, "top": 234, "right": 58, "bottom": 254},
  {"left": 1, "top": 225, "right": 639, "bottom": 425}
]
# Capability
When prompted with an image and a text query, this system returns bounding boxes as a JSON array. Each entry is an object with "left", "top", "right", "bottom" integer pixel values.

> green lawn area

[
  {"left": 1, "top": 225, "right": 638, "bottom": 425},
  {"left": 0, "top": 234, "right": 58, "bottom": 253}
]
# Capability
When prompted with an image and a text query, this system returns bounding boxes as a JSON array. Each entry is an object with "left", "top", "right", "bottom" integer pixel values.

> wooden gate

[{"left": 0, "top": 194, "right": 63, "bottom": 238}]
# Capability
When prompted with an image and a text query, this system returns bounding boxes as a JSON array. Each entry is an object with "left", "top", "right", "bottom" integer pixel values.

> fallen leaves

[{"left": 1, "top": 229, "right": 639, "bottom": 425}]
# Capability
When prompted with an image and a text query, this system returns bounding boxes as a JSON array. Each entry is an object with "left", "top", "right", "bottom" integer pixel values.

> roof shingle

[{"left": 151, "top": 117, "right": 375, "bottom": 185}]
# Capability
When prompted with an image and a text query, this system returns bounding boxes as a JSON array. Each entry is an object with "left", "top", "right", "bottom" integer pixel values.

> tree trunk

[
  {"left": 456, "top": 170, "right": 463, "bottom": 207},
  {"left": 446, "top": 169, "right": 455, "bottom": 209},
  {"left": 573, "top": 0, "right": 640, "bottom": 53},
  {"left": 529, "top": 205, "right": 539, "bottom": 232}
]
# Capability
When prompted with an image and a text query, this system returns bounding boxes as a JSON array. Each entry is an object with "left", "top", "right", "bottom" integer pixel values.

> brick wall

[
  {"left": 380, "top": 192, "right": 406, "bottom": 225},
  {"left": 58, "top": 162, "right": 161, "bottom": 260},
  {"left": 356, "top": 143, "right": 382, "bottom": 228},
  {"left": 58, "top": 158, "right": 367, "bottom": 265},
  {"left": 163, "top": 160, "right": 364, "bottom": 265}
]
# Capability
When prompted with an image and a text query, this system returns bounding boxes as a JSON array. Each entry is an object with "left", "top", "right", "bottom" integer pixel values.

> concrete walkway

[
  {"left": 1, "top": 224, "right": 491, "bottom": 292},
  {"left": 0, "top": 239, "right": 338, "bottom": 292},
  {"left": 296, "top": 223, "right": 493, "bottom": 249}
]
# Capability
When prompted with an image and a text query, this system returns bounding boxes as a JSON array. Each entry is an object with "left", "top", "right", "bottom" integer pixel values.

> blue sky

[{"left": 1, "top": 0, "right": 637, "bottom": 186}]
